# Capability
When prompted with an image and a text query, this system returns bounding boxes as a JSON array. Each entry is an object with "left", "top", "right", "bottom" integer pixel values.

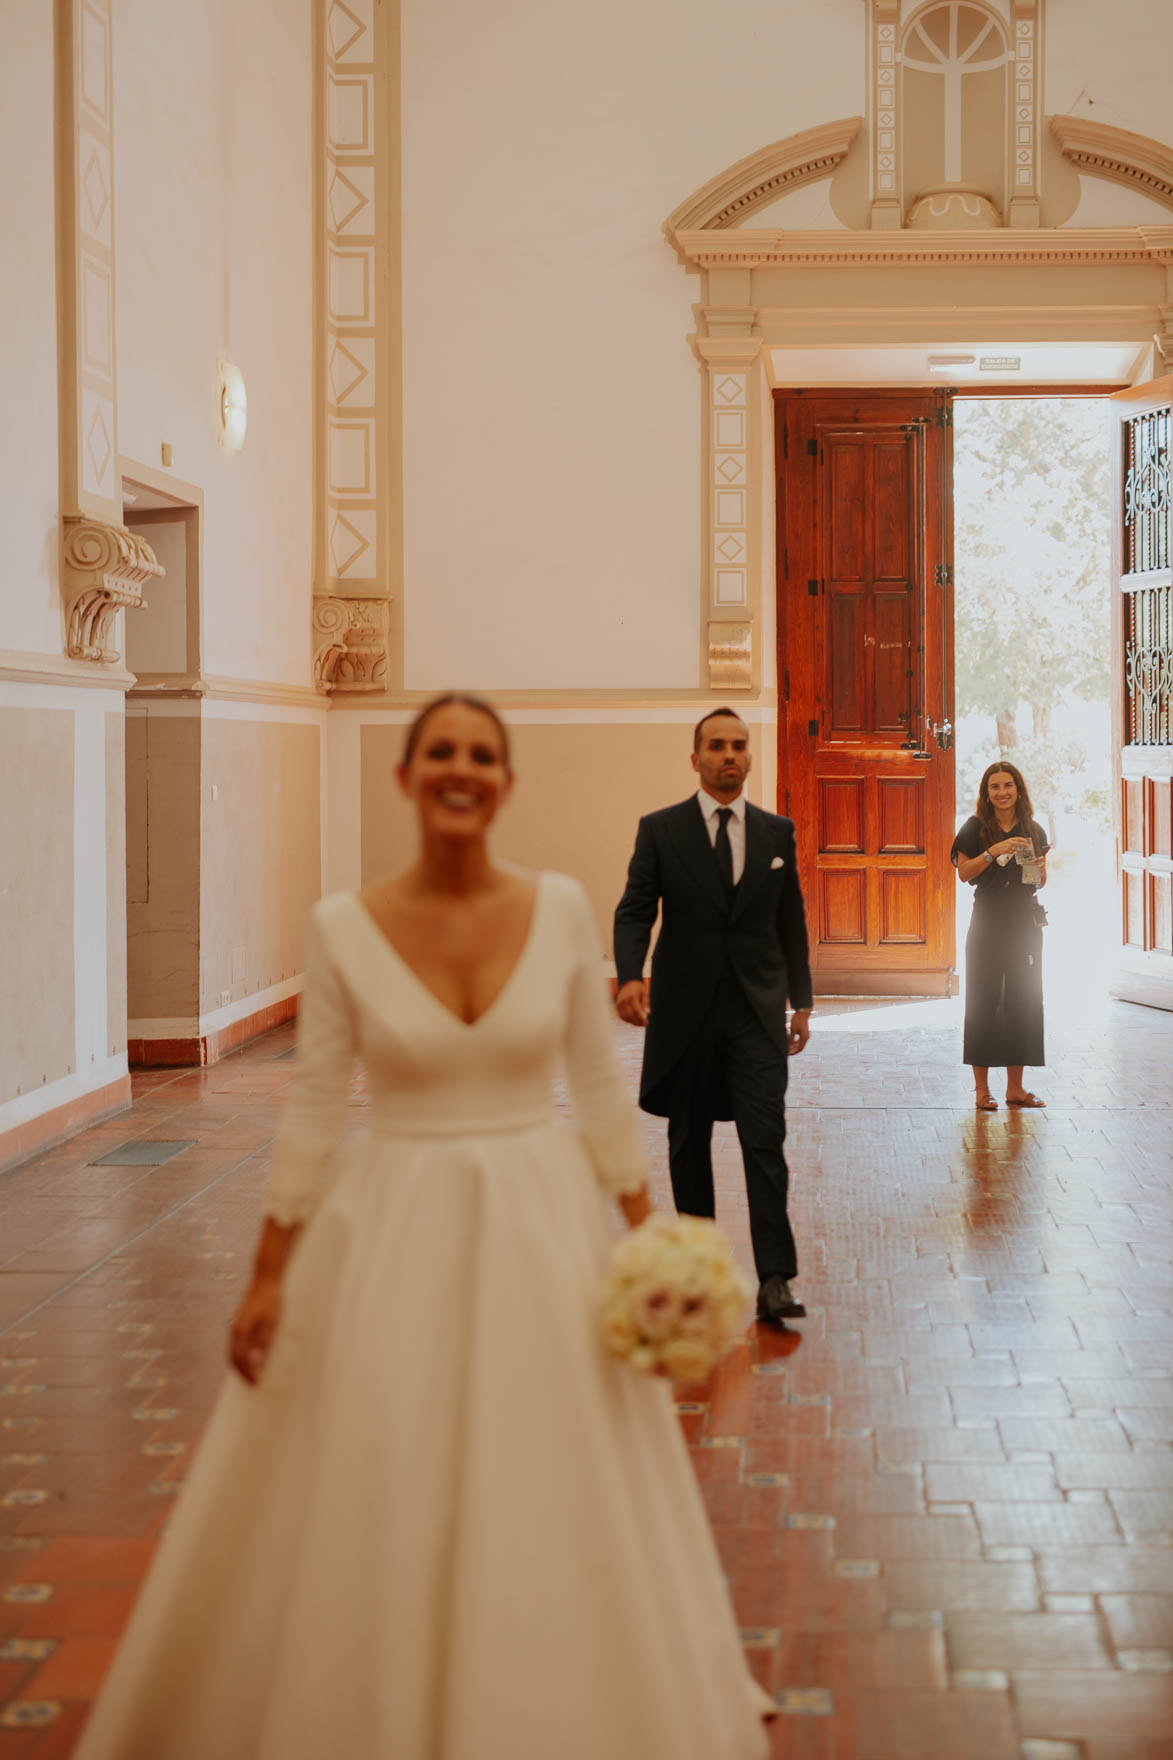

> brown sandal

[
  {"left": 1007, "top": 1092, "right": 1046, "bottom": 1108},
  {"left": 975, "top": 1091, "right": 998, "bottom": 1111}
]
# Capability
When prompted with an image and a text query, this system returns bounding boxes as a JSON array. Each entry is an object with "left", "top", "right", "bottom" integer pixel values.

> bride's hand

[{"left": 230, "top": 1276, "right": 283, "bottom": 1385}]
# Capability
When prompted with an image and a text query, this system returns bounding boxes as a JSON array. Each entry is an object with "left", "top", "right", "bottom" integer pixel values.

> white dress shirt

[{"left": 696, "top": 788, "right": 747, "bottom": 885}]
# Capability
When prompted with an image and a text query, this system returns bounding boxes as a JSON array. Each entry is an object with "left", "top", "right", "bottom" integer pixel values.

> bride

[{"left": 76, "top": 693, "right": 772, "bottom": 1760}]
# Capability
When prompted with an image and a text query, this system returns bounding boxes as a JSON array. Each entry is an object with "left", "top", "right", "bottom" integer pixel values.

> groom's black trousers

[{"left": 664, "top": 973, "right": 796, "bottom": 1283}]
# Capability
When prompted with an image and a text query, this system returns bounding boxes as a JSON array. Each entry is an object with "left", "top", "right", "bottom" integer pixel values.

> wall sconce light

[{"left": 218, "top": 360, "right": 247, "bottom": 450}]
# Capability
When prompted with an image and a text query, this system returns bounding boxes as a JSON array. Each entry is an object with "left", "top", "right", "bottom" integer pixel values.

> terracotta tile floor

[{"left": 1, "top": 995, "right": 1172, "bottom": 1757}]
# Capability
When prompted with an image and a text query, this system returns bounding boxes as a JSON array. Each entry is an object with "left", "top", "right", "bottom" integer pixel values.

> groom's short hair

[{"left": 693, "top": 707, "right": 748, "bottom": 752}]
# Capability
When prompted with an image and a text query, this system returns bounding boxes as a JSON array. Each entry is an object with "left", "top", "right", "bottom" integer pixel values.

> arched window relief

[{"left": 901, "top": 1, "right": 1009, "bottom": 224}]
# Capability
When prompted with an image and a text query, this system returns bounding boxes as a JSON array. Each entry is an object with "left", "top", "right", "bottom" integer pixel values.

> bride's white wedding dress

[{"left": 77, "top": 873, "right": 770, "bottom": 1760}]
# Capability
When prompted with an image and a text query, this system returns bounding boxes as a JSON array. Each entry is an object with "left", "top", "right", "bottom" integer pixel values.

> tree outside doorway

[{"left": 953, "top": 397, "right": 1115, "bottom": 1006}]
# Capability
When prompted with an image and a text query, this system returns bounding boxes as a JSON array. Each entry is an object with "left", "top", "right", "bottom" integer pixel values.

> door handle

[{"left": 928, "top": 718, "right": 954, "bottom": 751}]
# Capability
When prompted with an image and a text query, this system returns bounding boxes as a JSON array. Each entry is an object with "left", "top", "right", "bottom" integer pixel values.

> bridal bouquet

[{"left": 600, "top": 1213, "right": 752, "bottom": 1384}]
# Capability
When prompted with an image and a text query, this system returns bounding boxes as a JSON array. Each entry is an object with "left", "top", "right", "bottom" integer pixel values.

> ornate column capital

[
  {"left": 707, "top": 622, "right": 753, "bottom": 692},
  {"left": 312, "top": 595, "right": 391, "bottom": 694},
  {"left": 63, "top": 516, "right": 163, "bottom": 664}
]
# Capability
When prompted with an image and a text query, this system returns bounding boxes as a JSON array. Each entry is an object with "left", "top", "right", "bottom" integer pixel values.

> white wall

[
  {"left": 1045, "top": 0, "right": 1172, "bottom": 146},
  {"left": 399, "top": 0, "right": 1173, "bottom": 695},
  {"left": 0, "top": 7, "right": 61, "bottom": 657},
  {"left": 400, "top": 0, "right": 865, "bottom": 691},
  {"left": 113, "top": 0, "right": 314, "bottom": 686}
]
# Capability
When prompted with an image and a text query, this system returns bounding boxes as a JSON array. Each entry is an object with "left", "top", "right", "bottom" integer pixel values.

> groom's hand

[
  {"left": 616, "top": 979, "right": 650, "bottom": 1028},
  {"left": 788, "top": 1008, "right": 811, "bottom": 1055}
]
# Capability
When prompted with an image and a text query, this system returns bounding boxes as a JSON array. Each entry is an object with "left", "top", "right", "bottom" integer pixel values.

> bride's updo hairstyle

[{"left": 401, "top": 693, "right": 513, "bottom": 775}]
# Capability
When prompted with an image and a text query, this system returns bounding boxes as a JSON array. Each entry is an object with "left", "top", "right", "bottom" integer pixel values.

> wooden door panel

[
  {"left": 1125, "top": 778, "right": 1145, "bottom": 854},
  {"left": 828, "top": 442, "right": 866, "bottom": 581},
  {"left": 875, "top": 592, "right": 912, "bottom": 732},
  {"left": 874, "top": 441, "right": 913, "bottom": 580},
  {"left": 829, "top": 594, "right": 866, "bottom": 733},
  {"left": 819, "top": 779, "right": 865, "bottom": 852},
  {"left": 878, "top": 777, "right": 925, "bottom": 853},
  {"left": 1124, "top": 870, "right": 1144, "bottom": 948},
  {"left": 1152, "top": 874, "right": 1172, "bottom": 954},
  {"left": 880, "top": 871, "right": 926, "bottom": 944},
  {"left": 776, "top": 390, "right": 955, "bottom": 995},
  {"left": 821, "top": 871, "right": 866, "bottom": 944},
  {"left": 1110, "top": 378, "right": 1173, "bottom": 1010},
  {"left": 1152, "top": 781, "right": 1171, "bottom": 857}
]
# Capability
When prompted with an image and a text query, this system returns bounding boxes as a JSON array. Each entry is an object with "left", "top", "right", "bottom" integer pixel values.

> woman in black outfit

[{"left": 951, "top": 761, "right": 1050, "bottom": 1111}]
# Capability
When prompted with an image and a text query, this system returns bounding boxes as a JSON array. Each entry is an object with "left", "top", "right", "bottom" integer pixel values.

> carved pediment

[
  {"left": 1051, "top": 116, "right": 1173, "bottom": 215},
  {"left": 664, "top": 118, "right": 863, "bottom": 235},
  {"left": 62, "top": 515, "right": 163, "bottom": 665}
]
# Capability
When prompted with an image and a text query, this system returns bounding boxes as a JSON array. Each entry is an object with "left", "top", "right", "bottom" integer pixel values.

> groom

[{"left": 613, "top": 709, "right": 813, "bottom": 1322}]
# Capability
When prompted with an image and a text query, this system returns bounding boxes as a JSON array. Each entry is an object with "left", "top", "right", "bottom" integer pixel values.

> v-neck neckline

[{"left": 348, "top": 873, "right": 546, "bottom": 1031}]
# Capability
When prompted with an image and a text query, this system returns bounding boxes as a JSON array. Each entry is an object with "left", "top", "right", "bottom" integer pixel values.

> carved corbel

[
  {"left": 312, "top": 595, "right": 391, "bottom": 694},
  {"left": 707, "top": 621, "right": 753, "bottom": 692},
  {"left": 63, "top": 516, "right": 163, "bottom": 664}
]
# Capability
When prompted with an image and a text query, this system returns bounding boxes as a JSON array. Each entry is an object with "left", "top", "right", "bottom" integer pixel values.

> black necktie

[{"left": 714, "top": 807, "right": 734, "bottom": 892}]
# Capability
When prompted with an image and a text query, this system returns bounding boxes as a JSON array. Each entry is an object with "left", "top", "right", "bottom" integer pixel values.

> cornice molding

[
  {"left": 202, "top": 675, "right": 326, "bottom": 710},
  {"left": 62, "top": 515, "right": 163, "bottom": 665},
  {"left": 1051, "top": 116, "right": 1173, "bottom": 214},
  {"left": 127, "top": 675, "right": 326, "bottom": 710},
  {"left": 0, "top": 649, "right": 136, "bottom": 691},
  {"left": 664, "top": 118, "right": 864, "bottom": 236},
  {"left": 672, "top": 225, "right": 1173, "bottom": 272}
]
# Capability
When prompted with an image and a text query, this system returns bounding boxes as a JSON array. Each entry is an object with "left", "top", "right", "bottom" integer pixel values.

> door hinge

[
  {"left": 782, "top": 425, "right": 789, "bottom": 459},
  {"left": 807, "top": 578, "right": 819, "bottom": 596},
  {"left": 807, "top": 438, "right": 818, "bottom": 456},
  {"left": 935, "top": 400, "right": 953, "bottom": 429},
  {"left": 807, "top": 718, "right": 819, "bottom": 738},
  {"left": 934, "top": 563, "right": 954, "bottom": 587},
  {"left": 785, "top": 788, "right": 791, "bottom": 814},
  {"left": 783, "top": 668, "right": 790, "bottom": 701}
]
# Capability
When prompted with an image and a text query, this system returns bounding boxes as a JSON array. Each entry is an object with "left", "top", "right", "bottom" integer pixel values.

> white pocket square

[{"left": 770, "top": 856, "right": 785, "bottom": 870}]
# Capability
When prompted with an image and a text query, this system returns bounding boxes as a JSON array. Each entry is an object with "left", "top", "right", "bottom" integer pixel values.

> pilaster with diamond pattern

[
  {"left": 693, "top": 340, "right": 761, "bottom": 692},
  {"left": 313, "top": 0, "right": 395, "bottom": 693}
]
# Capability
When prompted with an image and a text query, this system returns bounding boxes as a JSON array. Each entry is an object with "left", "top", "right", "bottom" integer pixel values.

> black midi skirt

[{"left": 963, "top": 898, "right": 1044, "bottom": 1068}]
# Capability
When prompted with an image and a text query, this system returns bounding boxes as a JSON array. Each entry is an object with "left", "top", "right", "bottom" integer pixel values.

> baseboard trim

[
  {"left": 813, "top": 971, "right": 956, "bottom": 998},
  {"left": 128, "top": 992, "right": 300, "bottom": 1068},
  {"left": 0, "top": 1073, "right": 133, "bottom": 1174}
]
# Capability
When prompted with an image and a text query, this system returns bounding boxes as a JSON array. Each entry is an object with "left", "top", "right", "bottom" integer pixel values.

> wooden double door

[{"left": 776, "top": 390, "right": 956, "bottom": 996}]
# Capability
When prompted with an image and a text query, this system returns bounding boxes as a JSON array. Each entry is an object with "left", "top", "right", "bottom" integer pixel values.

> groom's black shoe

[{"left": 756, "top": 1275, "right": 806, "bottom": 1322}]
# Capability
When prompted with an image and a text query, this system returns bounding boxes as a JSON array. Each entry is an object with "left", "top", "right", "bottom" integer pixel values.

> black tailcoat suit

[{"left": 613, "top": 795, "right": 813, "bottom": 1282}]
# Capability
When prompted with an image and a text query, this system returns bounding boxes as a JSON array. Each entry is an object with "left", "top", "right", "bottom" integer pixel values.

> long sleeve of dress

[
  {"left": 263, "top": 900, "right": 357, "bottom": 1227},
  {"left": 561, "top": 879, "right": 649, "bottom": 1196}
]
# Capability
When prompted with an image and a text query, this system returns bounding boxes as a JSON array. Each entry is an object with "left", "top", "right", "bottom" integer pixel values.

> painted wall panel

[
  {"left": 106, "top": 711, "right": 127, "bottom": 1058},
  {"left": 200, "top": 718, "right": 322, "bottom": 1013},
  {"left": 0, "top": 709, "right": 76, "bottom": 1102}
]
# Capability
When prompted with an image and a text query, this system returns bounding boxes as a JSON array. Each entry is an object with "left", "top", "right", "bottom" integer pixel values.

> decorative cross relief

[
  {"left": 903, "top": 4, "right": 1007, "bottom": 186},
  {"left": 63, "top": 516, "right": 163, "bottom": 664},
  {"left": 312, "top": 595, "right": 391, "bottom": 693}
]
